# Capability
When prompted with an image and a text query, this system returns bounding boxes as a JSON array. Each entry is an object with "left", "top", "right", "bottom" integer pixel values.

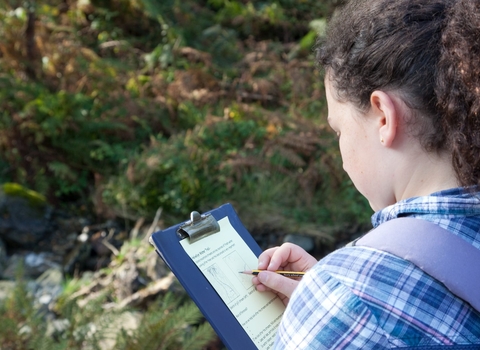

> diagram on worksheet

[
  {"left": 224, "top": 251, "right": 255, "bottom": 289},
  {"left": 206, "top": 263, "right": 239, "bottom": 302},
  {"left": 180, "top": 216, "right": 286, "bottom": 350}
]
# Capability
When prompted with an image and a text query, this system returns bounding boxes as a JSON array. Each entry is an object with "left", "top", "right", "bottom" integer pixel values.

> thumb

[{"left": 257, "top": 271, "right": 299, "bottom": 299}]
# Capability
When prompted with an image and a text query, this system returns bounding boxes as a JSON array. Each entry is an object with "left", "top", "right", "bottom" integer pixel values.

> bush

[
  {"left": 0, "top": 268, "right": 215, "bottom": 350},
  {"left": 0, "top": 0, "right": 371, "bottom": 240}
]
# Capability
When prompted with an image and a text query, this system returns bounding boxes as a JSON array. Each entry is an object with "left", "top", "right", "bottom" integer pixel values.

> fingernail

[
  {"left": 258, "top": 259, "right": 267, "bottom": 269},
  {"left": 258, "top": 271, "right": 268, "bottom": 283}
]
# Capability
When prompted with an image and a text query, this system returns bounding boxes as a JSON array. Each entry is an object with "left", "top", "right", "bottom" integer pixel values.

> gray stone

[
  {"left": 0, "top": 237, "right": 7, "bottom": 274},
  {"left": 2, "top": 252, "right": 62, "bottom": 280},
  {"left": 33, "top": 268, "right": 64, "bottom": 312},
  {"left": 0, "top": 191, "right": 52, "bottom": 247}
]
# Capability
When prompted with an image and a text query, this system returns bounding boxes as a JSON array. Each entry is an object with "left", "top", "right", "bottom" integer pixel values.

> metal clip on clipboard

[{"left": 177, "top": 211, "right": 220, "bottom": 243}]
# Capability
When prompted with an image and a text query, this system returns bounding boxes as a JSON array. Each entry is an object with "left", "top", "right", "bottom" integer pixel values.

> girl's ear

[{"left": 370, "top": 91, "right": 400, "bottom": 147}]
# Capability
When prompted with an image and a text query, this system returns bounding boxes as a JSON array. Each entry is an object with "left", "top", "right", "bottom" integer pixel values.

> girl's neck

[{"left": 396, "top": 150, "right": 459, "bottom": 201}]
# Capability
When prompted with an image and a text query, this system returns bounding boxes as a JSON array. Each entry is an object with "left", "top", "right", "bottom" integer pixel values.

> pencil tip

[{"left": 239, "top": 270, "right": 252, "bottom": 274}]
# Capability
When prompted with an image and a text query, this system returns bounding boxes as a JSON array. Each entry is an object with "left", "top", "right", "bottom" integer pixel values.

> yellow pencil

[{"left": 239, "top": 270, "right": 306, "bottom": 278}]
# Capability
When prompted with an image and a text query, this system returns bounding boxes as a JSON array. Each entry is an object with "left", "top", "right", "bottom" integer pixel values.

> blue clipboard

[{"left": 149, "top": 203, "right": 262, "bottom": 349}]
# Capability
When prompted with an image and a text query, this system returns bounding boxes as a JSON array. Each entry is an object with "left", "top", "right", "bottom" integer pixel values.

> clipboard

[{"left": 149, "top": 203, "right": 268, "bottom": 350}]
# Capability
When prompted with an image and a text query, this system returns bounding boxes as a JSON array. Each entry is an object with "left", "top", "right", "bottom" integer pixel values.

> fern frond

[
  {"left": 266, "top": 144, "right": 306, "bottom": 167},
  {"left": 181, "top": 321, "right": 216, "bottom": 350},
  {"left": 277, "top": 132, "right": 320, "bottom": 155},
  {"left": 116, "top": 292, "right": 215, "bottom": 350}
]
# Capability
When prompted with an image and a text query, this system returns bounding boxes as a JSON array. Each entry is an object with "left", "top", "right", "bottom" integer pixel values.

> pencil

[{"left": 239, "top": 270, "right": 306, "bottom": 278}]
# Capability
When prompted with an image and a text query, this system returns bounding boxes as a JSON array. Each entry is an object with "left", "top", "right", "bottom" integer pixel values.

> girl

[{"left": 253, "top": 0, "right": 480, "bottom": 348}]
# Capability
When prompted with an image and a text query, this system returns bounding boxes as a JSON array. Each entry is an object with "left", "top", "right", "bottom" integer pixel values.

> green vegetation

[
  {"left": 0, "top": 269, "right": 215, "bottom": 349},
  {"left": 2, "top": 182, "right": 47, "bottom": 206},
  {"left": 0, "top": 0, "right": 371, "bottom": 348},
  {"left": 0, "top": 0, "right": 368, "bottom": 229}
]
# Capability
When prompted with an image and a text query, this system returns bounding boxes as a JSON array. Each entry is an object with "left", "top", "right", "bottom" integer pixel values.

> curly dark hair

[{"left": 317, "top": 0, "right": 480, "bottom": 188}]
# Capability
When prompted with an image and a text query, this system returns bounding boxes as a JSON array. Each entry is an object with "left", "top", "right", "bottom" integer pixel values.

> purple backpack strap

[{"left": 355, "top": 217, "right": 480, "bottom": 313}]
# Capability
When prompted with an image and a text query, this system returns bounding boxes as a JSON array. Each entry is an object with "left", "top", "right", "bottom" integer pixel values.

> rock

[
  {"left": 2, "top": 254, "right": 22, "bottom": 279},
  {"left": 2, "top": 252, "right": 62, "bottom": 279},
  {"left": 36, "top": 214, "right": 90, "bottom": 255},
  {"left": 283, "top": 234, "right": 315, "bottom": 253},
  {"left": 32, "top": 268, "right": 64, "bottom": 313},
  {"left": 0, "top": 183, "right": 52, "bottom": 247},
  {"left": 0, "top": 237, "right": 7, "bottom": 273}
]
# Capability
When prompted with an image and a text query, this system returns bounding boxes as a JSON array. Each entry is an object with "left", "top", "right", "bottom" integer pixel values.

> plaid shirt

[{"left": 275, "top": 188, "right": 480, "bottom": 349}]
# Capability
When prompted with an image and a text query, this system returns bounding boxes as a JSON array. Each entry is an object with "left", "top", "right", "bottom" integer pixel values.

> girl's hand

[{"left": 252, "top": 243, "right": 317, "bottom": 306}]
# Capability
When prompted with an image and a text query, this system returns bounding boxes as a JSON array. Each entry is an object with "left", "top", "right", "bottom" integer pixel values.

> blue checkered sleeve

[
  {"left": 274, "top": 188, "right": 480, "bottom": 349},
  {"left": 275, "top": 262, "right": 391, "bottom": 349}
]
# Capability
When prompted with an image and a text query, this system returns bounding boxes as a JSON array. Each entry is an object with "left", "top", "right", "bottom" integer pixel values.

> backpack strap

[{"left": 353, "top": 218, "right": 480, "bottom": 313}]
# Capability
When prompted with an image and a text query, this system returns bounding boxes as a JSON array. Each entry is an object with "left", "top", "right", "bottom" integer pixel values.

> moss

[{"left": 2, "top": 183, "right": 47, "bottom": 207}]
